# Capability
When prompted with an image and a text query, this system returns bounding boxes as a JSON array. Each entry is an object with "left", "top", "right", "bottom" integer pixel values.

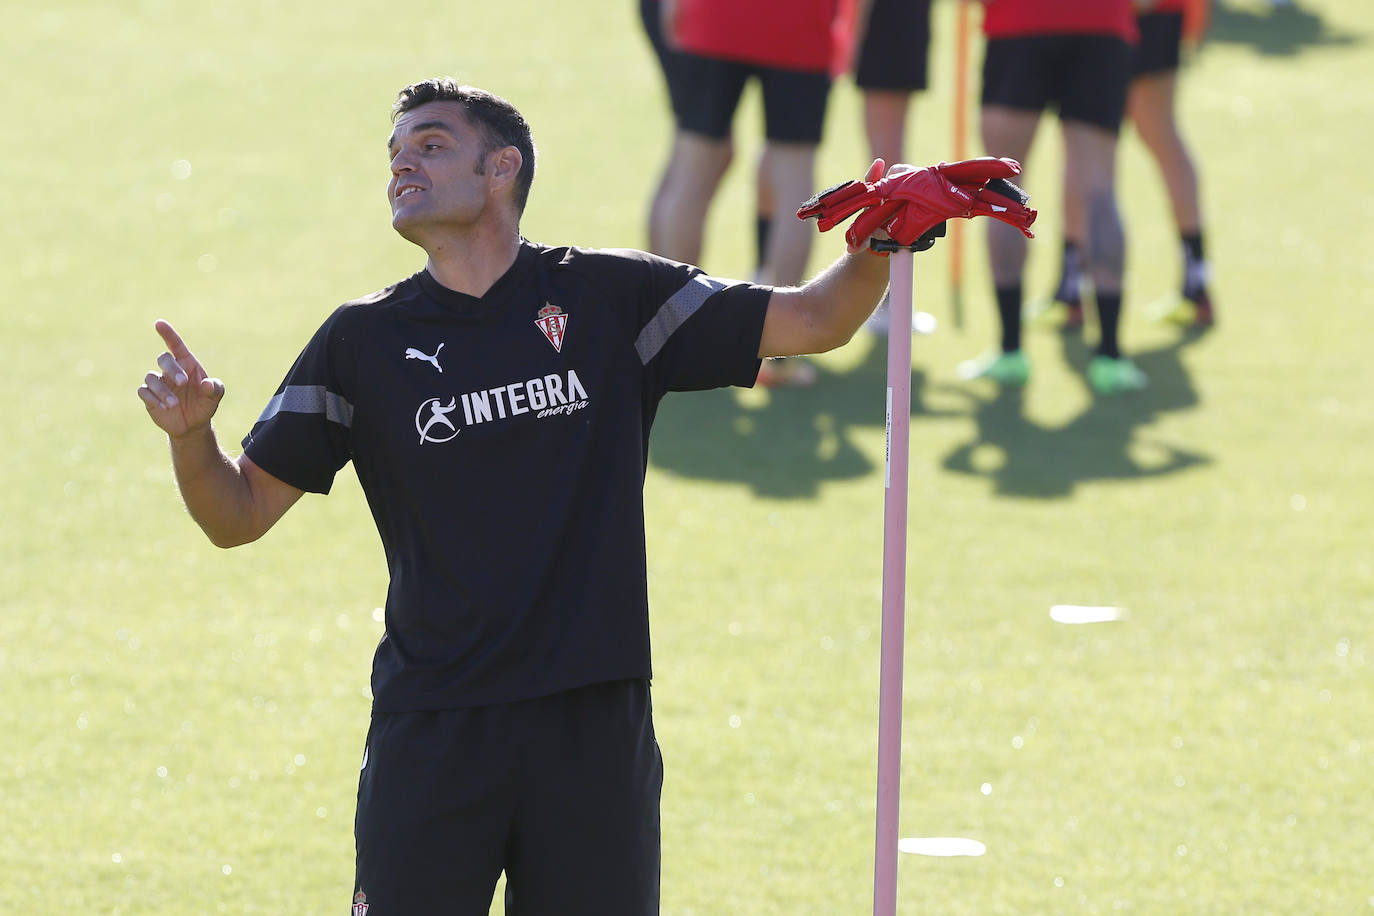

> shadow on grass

[
  {"left": 1207, "top": 2, "right": 1363, "bottom": 56},
  {"left": 940, "top": 327, "right": 1213, "bottom": 499},
  {"left": 650, "top": 324, "right": 1212, "bottom": 501},
  {"left": 649, "top": 334, "right": 955, "bottom": 499}
]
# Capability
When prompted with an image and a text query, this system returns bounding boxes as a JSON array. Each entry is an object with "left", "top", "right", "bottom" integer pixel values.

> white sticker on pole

[{"left": 885, "top": 386, "right": 894, "bottom": 489}]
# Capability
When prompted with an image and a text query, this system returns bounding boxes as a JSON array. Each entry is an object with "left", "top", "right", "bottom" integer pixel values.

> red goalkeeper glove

[{"left": 796, "top": 157, "right": 1037, "bottom": 252}]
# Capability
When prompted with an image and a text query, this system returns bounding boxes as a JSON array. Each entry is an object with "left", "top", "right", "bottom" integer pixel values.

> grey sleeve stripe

[
  {"left": 635, "top": 273, "right": 731, "bottom": 365},
  {"left": 255, "top": 385, "right": 354, "bottom": 427}
]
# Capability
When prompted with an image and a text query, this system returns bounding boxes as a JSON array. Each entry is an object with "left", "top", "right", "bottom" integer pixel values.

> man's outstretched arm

[
  {"left": 137, "top": 320, "right": 302, "bottom": 548},
  {"left": 759, "top": 245, "right": 891, "bottom": 358}
]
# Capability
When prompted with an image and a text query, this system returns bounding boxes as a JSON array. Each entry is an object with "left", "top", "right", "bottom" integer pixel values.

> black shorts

[
  {"left": 1133, "top": 11, "right": 1184, "bottom": 77},
  {"left": 981, "top": 34, "right": 1132, "bottom": 132},
  {"left": 639, "top": 0, "right": 830, "bottom": 144},
  {"left": 353, "top": 679, "right": 663, "bottom": 915},
  {"left": 854, "top": 0, "right": 934, "bottom": 91},
  {"left": 640, "top": 0, "right": 699, "bottom": 130}
]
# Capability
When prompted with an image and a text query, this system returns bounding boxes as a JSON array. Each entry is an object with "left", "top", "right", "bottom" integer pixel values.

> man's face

[{"left": 387, "top": 101, "right": 493, "bottom": 239}]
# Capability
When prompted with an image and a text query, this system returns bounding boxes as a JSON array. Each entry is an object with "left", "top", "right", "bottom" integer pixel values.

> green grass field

[{"left": 3, "top": 1, "right": 1372, "bottom": 912}]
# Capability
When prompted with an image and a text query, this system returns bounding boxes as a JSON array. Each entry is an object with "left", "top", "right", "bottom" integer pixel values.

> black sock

[
  {"left": 996, "top": 285, "right": 1022, "bottom": 353},
  {"left": 1181, "top": 231, "right": 1207, "bottom": 300},
  {"left": 755, "top": 216, "right": 772, "bottom": 273},
  {"left": 1181, "top": 232, "right": 1205, "bottom": 264},
  {"left": 1056, "top": 241, "right": 1082, "bottom": 302},
  {"left": 1095, "top": 292, "right": 1122, "bottom": 359}
]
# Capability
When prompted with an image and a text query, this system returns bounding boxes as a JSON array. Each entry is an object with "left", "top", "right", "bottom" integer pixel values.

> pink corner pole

[{"left": 873, "top": 249, "right": 913, "bottom": 916}]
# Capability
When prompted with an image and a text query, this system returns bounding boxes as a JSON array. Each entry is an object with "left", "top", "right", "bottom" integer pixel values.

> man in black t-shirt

[{"left": 136, "top": 78, "right": 904, "bottom": 913}]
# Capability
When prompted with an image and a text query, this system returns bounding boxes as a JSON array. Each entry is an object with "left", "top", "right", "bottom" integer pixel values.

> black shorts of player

[
  {"left": 854, "top": 0, "right": 933, "bottom": 91},
  {"left": 981, "top": 34, "right": 1132, "bottom": 133},
  {"left": 353, "top": 679, "right": 663, "bottom": 915},
  {"left": 656, "top": 47, "right": 831, "bottom": 143},
  {"left": 638, "top": 0, "right": 828, "bottom": 143},
  {"left": 640, "top": 0, "right": 700, "bottom": 130},
  {"left": 1133, "top": 11, "right": 1184, "bottom": 78}
]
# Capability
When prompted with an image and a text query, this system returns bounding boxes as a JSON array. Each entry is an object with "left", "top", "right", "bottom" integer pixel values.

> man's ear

[{"left": 488, "top": 146, "right": 523, "bottom": 197}]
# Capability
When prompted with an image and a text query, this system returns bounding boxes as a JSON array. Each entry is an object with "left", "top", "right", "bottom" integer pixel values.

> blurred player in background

[
  {"left": 961, "top": 0, "right": 1149, "bottom": 395},
  {"left": 848, "top": 0, "right": 933, "bottom": 183},
  {"left": 641, "top": 0, "right": 840, "bottom": 386},
  {"left": 1044, "top": 0, "right": 1215, "bottom": 329},
  {"left": 844, "top": 0, "right": 938, "bottom": 335}
]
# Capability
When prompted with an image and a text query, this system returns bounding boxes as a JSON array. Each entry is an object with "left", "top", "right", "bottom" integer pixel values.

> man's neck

[{"left": 421, "top": 226, "right": 523, "bottom": 298}]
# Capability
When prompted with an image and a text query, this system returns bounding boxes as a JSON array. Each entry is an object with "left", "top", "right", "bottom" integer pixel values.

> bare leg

[
  {"left": 859, "top": 89, "right": 937, "bottom": 334},
  {"left": 1061, "top": 118, "right": 1147, "bottom": 391},
  {"left": 754, "top": 147, "right": 776, "bottom": 278},
  {"left": 753, "top": 140, "right": 822, "bottom": 387},
  {"left": 958, "top": 105, "right": 1040, "bottom": 382},
  {"left": 1062, "top": 177, "right": 1087, "bottom": 245},
  {"left": 864, "top": 89, "right": 911, "bottom": 165},
  {"left": 980, "top": 105, "right": 1040, "bottom": 289},
  {"left": 1061, "top": 120, "right": 1124, "bottom": 296},
  {"left": 648, "top": 129, "right": 733, "bottom": 264},
  {"left": 1128, "top": 69, "right": 1212, "bottom": 322},
  {"left": 755, "top": 140, "right": 818, "bottom": 287},
  {"left": 1056, "top": 129, "right": 1091, "bottom": 317},
  {"left": 1127, "top": 71, "right": 1200, "bottom": 234}
]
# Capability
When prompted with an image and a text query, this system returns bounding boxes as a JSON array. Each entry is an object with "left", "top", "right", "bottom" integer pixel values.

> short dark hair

[{"left": 392, "top": 79, "right": 537, "bottom": 214}]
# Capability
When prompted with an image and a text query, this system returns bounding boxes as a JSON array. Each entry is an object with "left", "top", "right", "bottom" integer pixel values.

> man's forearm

[
  {"left": 809, "top": 247, "right": 893, "bottom": 341},
  {"left": 760, "top": 247, "right": 891, "bottom": 357},
  {"left": 168, "top": 426, "right": 260, "bottom": 548}
]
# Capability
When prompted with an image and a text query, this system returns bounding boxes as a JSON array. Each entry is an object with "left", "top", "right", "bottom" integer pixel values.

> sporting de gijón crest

[{"left": 535, "top": 302, "right": 568, "bottom": 352}]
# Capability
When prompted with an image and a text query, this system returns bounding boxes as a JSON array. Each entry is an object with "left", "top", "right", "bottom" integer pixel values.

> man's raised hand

[{"left": 138, "top": 320, "right": 226, "bottom": 439}]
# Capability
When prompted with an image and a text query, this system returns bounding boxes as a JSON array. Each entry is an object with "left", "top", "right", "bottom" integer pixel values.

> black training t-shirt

[{"left": 242, "top": 240, "right": 770, "bottom": 711}]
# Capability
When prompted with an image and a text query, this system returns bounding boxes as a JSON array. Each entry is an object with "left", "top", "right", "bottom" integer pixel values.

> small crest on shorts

[
  {"left": 353, "top": 890, "right": 370, "bottom": 915},
  {"left": 536, "top": 303, "right": 568, "bottom": 352}
]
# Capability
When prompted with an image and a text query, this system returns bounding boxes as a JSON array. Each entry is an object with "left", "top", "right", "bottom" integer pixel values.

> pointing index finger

[{"left": 154, "top": 319, "right": 193, "bottom": 361}]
